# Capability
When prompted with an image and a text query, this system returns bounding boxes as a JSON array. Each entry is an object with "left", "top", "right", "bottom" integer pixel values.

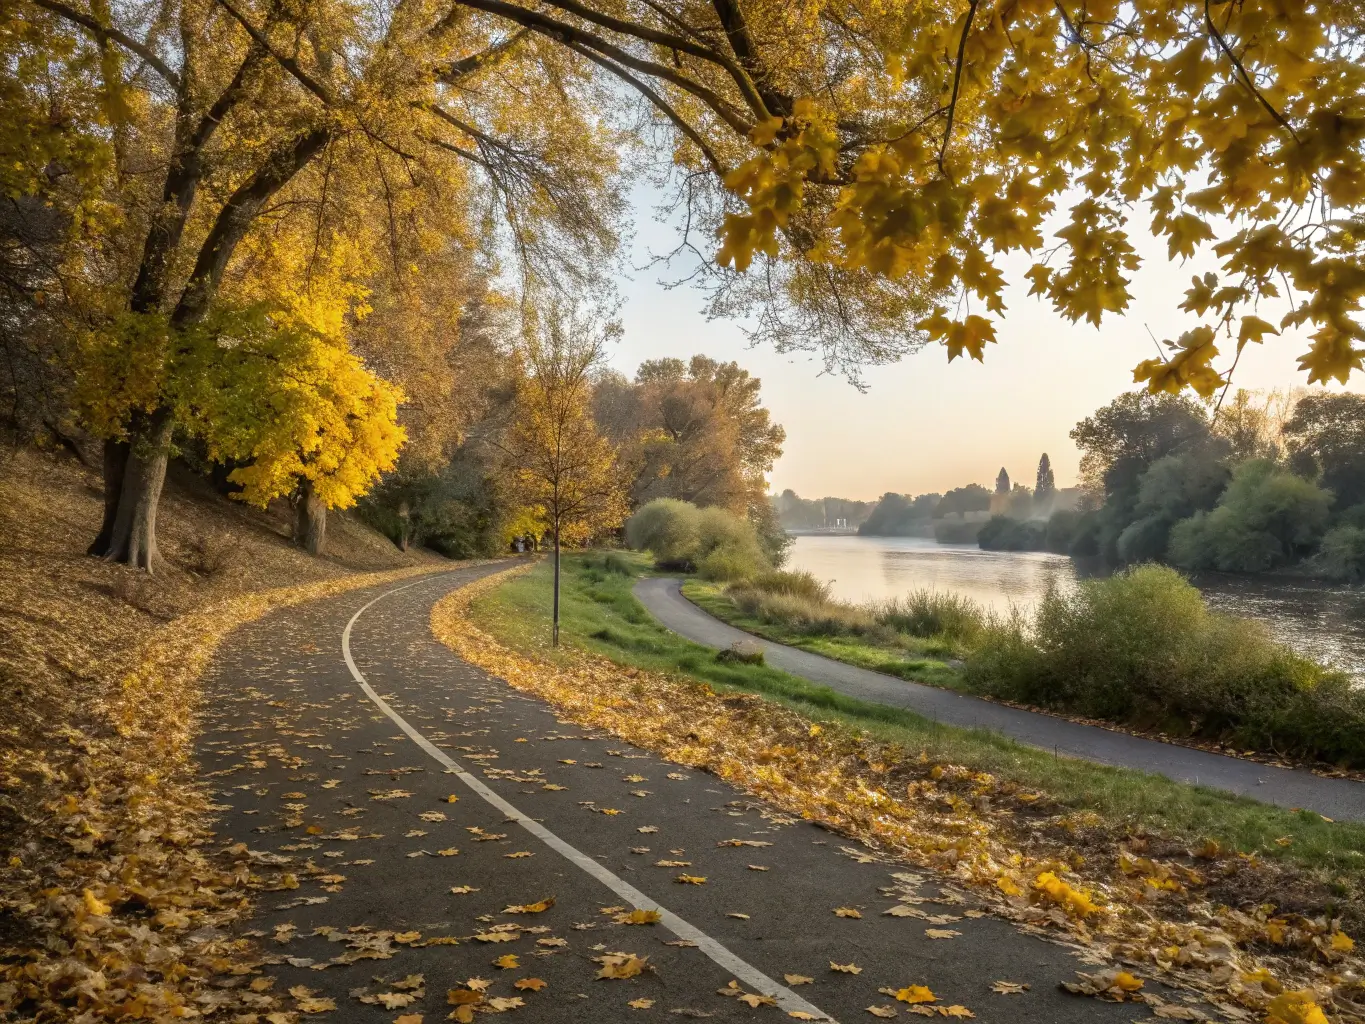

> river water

[{"left": 786, "top": 534, "right": 1365, "bottom": 678}]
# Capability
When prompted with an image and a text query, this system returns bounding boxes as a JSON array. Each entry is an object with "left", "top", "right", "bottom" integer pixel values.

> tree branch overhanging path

[{"left": 16, "top": 0, "right": 1365, "bottom": 571}]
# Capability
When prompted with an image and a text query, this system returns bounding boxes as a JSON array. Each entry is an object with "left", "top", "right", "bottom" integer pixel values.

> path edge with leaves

[
  {"left": 435, "top": 565, "right": 1360, "bottom": 1024},
  {"left": 0, "top": 560, "right": 480, "bottom": 1019}
]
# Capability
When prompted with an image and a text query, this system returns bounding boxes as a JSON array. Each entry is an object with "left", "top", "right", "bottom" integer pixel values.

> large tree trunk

[
  {"left": 90, "top": 126, "right": 332, "bottom": 569},
  {"left": 295, "top": 478, "right": 327, "bottom": 556},
  {"left": 88, "top": 437, "right": 131, "bottom": 556},
  {"left": 102, "top": 409, "right": 174, "bottom": 572}
]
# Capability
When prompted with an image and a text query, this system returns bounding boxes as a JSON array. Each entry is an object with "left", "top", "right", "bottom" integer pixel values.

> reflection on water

[{"left": 787, "top": 535, "right": 1365, "bottom": 678}]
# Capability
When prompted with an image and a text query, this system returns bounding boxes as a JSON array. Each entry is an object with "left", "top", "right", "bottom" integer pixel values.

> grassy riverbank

[
  {"left": 468, "top": 551, "right": 1365, "bottom": 891},
  {"left": 683, "top": 577, "right": 965, "bottom": 687},
  {"left": 687, "top": 565, "right": 1365, "bottom": 771}
]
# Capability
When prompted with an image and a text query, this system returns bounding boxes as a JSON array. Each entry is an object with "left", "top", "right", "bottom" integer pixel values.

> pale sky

[{"left": 606, "top": 182, "right": 1358, "bottom": 502}]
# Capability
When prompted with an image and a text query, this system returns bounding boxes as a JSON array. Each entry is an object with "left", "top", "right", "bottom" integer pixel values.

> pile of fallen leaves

[
  {"left": 434, "top": 568, "right": 1365, "bottom": 1024},
  {"left": 0, "top": 444, "right": 459, "bottom": 1020}
]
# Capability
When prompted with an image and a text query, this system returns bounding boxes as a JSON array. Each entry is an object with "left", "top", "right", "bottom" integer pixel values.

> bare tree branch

[
  {"left": 31, "top": 0, "right": 182, "bottom": 88},
  {"left": 562, "top": 41, "right": 725, "bottom": 175},
  {"left": 532, "top": 0, "right": 770, "bottom": 119},
  {"left": 938, "top": 0, "right": 979, "bottom": 176},
  {"left": 215, "top": 0, "right": 335, "bottom": 105},
  {"left": 447, "top": 0, "right": 754, "bottom": 136}
]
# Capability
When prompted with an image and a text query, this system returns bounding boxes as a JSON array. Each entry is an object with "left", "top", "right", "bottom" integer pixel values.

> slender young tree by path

[{"left": 498, "top": 311, "right": 629, "bottom": 645}]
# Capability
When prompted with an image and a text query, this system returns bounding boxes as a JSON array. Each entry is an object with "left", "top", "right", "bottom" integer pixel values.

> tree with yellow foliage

[
  {"left": 498, "top": 309, "right": 629, "bottom": 645},
  {"left": 16, "top": 0, "right": 1365, "bottom": 572},
  {"left": 11, "top": 0, "right": 619, "bottom": 568}
]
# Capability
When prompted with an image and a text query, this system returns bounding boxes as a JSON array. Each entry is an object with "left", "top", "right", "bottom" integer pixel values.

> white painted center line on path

[{"left": 341, "top": 575, "right": 833, "bottom": 1021}]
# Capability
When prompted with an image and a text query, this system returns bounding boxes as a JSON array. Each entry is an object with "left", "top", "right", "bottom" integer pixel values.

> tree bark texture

[
  {"left": 102, "top": 408, "right": 174, "bottom": 571},
  {"left": 295, "top": 477, "right": 327, "bottom": 556},
  {"left": 88, "top": 437, "right": 131, "bottom": 556}
]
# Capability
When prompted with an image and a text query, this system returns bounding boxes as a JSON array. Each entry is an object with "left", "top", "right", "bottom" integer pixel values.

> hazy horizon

[{"left": 608, "top": 182, "right": 1361, "bottom": 503}]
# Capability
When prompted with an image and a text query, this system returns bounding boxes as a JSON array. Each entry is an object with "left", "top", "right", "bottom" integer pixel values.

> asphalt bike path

[
  {"left": 632, "top": 577, "right": 1365, "bottom": 823},
  {"left": 199, "top": 564, "right": 1167, "bottom": 1023}
]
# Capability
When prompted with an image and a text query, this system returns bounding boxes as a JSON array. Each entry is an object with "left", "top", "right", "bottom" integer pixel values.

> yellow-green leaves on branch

[
  {"left": 1133, "top": 327, "right": 1222, "bottom": 399},
  {"left": 174, "top": 306, "right": 405, "bottom": 510},
  {"left": 718, "top": 100, "right": 839, "bottom": 273},
  {"left": 711, "top": 0, "right": 1365, "bottom": 390},
  {"left": 915, "top": 308, "right": 996, "bottom": 363}
]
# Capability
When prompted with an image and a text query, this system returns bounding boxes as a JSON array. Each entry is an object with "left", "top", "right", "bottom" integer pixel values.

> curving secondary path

[
  {"left": 196, "top": 563, "right": 1161, "bottom": 1024},
  {"left": 634, "top": 577, "right": 1365, "bottom": 824}
]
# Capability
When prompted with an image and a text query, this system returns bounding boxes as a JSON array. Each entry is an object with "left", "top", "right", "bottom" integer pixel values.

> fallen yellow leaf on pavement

[
  {"left": 675, "top": 874, "right": 706, "bottom": 884},
  {"left": 492, "top": 954, "right": 519, "bottom": 969},
  {"left": 82, "top": 889, "right": 112, "bottom": 916},
  {"left": 628, "top": 998, "right": 655, "bottom": 1009},
  {"left": 784, "top": 974, "right": 813, "bottom": 985},
  {"left": 596, "top": 953, "right": 649, "bottom": 979},
  {"left": 615, "top": 909, "right": 662, "bottom": 925},
  {"left": 887, "top": 985, "right": 936, "bottom": 1004},
  {"left": 834, "top": 907, "right": 862, "bottom": 919},
  {"left": 504, "top": 897, "right": 555, "bottom": 914},
  {"left": 513, "top": 978, "right": 547, "bottom": 992},
  {"left": 830, "top": 962, "right": 862, "bottom": 974}
]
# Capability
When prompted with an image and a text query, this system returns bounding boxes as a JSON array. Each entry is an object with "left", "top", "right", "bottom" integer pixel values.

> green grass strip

[{"left": 468, "top": 551, "right": 1365, "bottom": 890}]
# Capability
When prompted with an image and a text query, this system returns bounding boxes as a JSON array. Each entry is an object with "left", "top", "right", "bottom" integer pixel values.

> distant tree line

[
  {"left": 772, "top": 491, "right": 877, "bottom": 531},
  {"left": 979, "top": 389, "right": 1365, "bottom": 583}
]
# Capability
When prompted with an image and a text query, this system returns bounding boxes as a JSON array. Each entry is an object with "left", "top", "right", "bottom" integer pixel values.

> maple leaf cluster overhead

[{"left": 712, "top": 0, "right": 1365, "bottom": 391}]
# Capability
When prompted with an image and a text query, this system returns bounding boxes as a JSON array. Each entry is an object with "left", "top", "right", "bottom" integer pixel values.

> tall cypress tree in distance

[
  {"left": 995, "top": 467, "right": 1011, "bottom": 494},
  {"left": 1036, "top": 453, "right": 1056, "bottom": 501}
]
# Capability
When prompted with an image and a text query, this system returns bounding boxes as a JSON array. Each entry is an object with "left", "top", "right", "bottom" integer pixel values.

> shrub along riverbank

[
  {"left": 467, "top": 551, "right": 1365, "bottom": 893},
  {"left": 687, "top": 564, "right": 1365, "bottom": 770},
  {"left": 622, "top": 496, "right": 1365, "bottom": 769}
]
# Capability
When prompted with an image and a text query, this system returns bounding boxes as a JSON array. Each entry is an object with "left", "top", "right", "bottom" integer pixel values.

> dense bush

[
  {"left": 934, "top": 519, "right": 984, "bottom": 544},
  {"left": 1314, "top": 525, "right": 1365, "bottom": 583},
  {"left": 1167, "top": 460, "right": 1332, "bottom": 572},
  {"left": 977, "top": 511, "right": 1081, "bottom": 554},
  {"left": 1043, "top": 509, "right": 1081, "bottom": 554},
  {"left": 624, "top": 498, "right": 699, "bottom": 566},
  {"left": 978, "top": 516, "right": 1046, "bottom": 551},
  {"left": 964, "top": 565, "right": 1365, "bottom": 766},
  {"left": 873, "top": 589, "right": 984, "bottom": 642},
  {"left": 625, "top": 499, "right": 769, "bottom": 580}
]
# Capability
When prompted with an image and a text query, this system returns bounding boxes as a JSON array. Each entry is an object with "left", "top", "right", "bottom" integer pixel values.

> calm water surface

[{"left": 786, "top": 535, "right": 1365, "bottom": 677}]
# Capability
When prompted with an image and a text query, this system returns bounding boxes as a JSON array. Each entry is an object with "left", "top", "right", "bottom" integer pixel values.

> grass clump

[
  {"left": 716, "top": 640, "right": 766, "bottom": 666},
  {"left": 718, "top": 571, "right": 982, "bottom": 662},
  {"left": 872, "top": 588, "right": 984, "bottom": 643},
  {"left": 963, "top": 564, "right": 1365, "bottom": 767}
]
